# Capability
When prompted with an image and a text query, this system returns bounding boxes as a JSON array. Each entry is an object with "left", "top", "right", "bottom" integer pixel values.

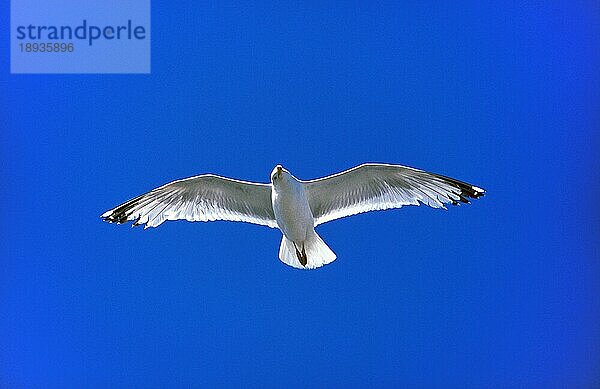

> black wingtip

[
  {"left": 430, "top": 172, "right": 485, "bottom": 206},
  {"left": 101, "top": 210, "right": 129, "bottom": 224}
]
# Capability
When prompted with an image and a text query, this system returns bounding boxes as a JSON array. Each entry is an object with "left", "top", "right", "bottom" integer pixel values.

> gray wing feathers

[
  {"left": 101, "top": 175, "right": 277, "bottom": 229},
  {"left": 304, "top": 163, "right": 485, "bottom": 225}
]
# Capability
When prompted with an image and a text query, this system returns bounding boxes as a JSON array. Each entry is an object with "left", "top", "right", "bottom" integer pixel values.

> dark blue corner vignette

[{"left": 1, "top": 1, "right": 599, "bottom": 387}]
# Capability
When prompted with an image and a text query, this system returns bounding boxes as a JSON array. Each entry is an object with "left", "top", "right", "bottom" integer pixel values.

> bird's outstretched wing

[
  {"left": 101, "top": 175, "right": 277, "bottom": 229},
  {"left": 304, "top": 163, "right": 485, "bottom": 226}
]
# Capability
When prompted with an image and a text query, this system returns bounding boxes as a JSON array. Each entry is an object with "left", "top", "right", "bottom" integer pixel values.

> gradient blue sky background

[{"left": 2, "top": 2, "right": 599, "bottom": 387}]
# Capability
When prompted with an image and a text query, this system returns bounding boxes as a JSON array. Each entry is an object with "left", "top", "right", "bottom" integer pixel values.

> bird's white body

[
  {"left": 270, "top": 166, "right": 337, "bottom": 268},
  {"left": 102, "top": 163, "right": 485, "bottom": 270},
  {"left": 271, "top": 170, "right": 312, "bottom": 242}
]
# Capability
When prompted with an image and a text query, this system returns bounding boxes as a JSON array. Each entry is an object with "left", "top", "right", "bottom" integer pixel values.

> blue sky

[{"left": 1, "top": 1, "right": 599, "bottom": 387}]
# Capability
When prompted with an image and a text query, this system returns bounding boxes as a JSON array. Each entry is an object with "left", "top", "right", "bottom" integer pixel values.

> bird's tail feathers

[{"left": 278, "top": 232, "right": 337, "bottom": 270}]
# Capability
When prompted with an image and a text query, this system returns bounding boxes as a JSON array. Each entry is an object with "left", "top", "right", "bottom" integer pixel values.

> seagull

[{"left": 101, "top": 163, "right": 485, "bottom": 269}]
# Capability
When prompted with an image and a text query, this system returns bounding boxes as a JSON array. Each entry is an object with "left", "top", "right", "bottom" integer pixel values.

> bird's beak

[{"left": 276, "top": 165, "right": 282, "bottom": 178}]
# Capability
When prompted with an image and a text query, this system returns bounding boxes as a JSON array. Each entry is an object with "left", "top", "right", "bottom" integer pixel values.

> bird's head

[{"left": 270, "top": 164, "right": 287, "bottom": 184}]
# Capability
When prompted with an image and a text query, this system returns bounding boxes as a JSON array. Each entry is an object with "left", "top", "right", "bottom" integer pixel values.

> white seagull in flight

[{"left": 102, "top": 163, "right": 485, "bottom": 269}]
